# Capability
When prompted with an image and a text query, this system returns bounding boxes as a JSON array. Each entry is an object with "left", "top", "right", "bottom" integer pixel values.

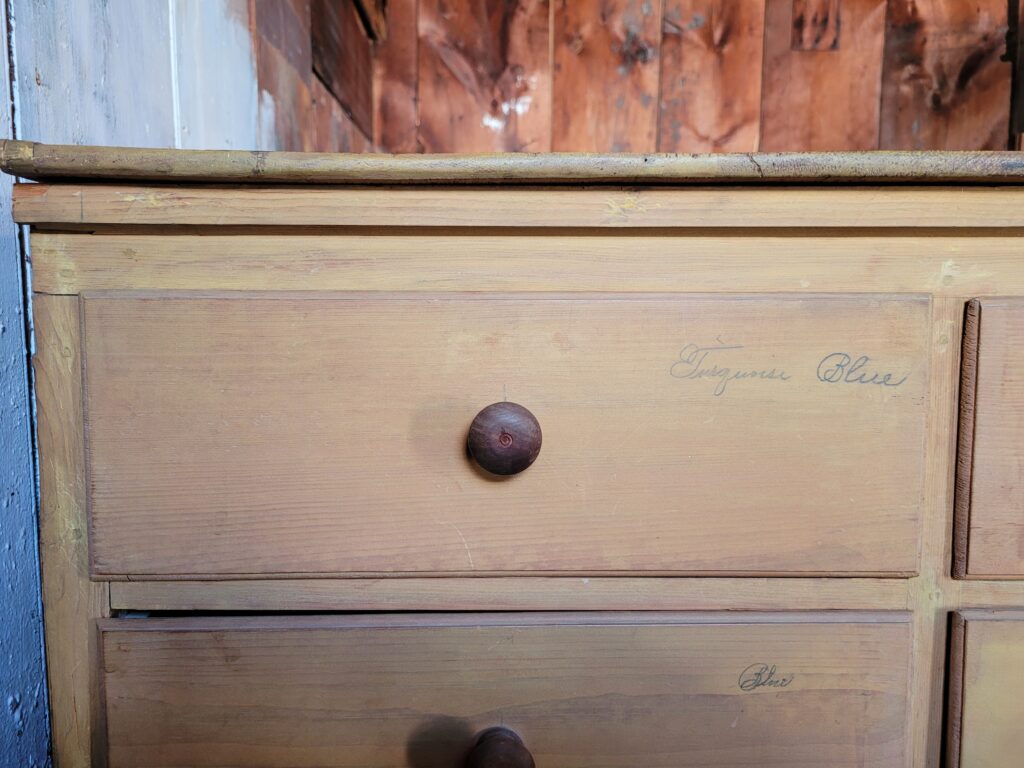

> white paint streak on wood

[{"left": 172, "top": 0, "right": 258, "bottom": 149}]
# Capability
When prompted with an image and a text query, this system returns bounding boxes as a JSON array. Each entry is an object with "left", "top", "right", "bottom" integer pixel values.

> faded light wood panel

[
  {"left": 760, "top": 0, "right": 887, "bottom": 150},
  {"left": 417, "top": 0, "right": 550, "bottom": 152},
  {"left": 82, "top": 293, "right": 927, "bottom": 578},
  {"left": 101, "top": 613, "right": 911, "bottom": 768},
  {"left": 32, "top": 294, "right": 109, "bottom": 768},
  {"left": 29, "top": 231, "right": 1024, "bottom": 297},
  {"left": 19, "top": 184, "right": 1024, "bottom": 228},
  {"left": 553, "top": 0, "right": 662, "bottom": 151},
  {"left": 954, "top": 298, "right": 1024, "bottom": 578},
  {"left": 880, "top": 0, "right": 1011, "bottom": 150},
  {"left": 658, "top": 0, "right": 766, "bottom": 152},
  {"left": 947, "top": 611, "right": 1024, "bottom": 768},
  {"left": 372, "top": 0, "right": 418, "bottom": 151}
]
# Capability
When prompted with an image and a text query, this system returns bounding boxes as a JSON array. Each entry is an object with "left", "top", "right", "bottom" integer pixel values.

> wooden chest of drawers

[{"left": 10, "top": 140, "right": 1024, "bottom": 767}]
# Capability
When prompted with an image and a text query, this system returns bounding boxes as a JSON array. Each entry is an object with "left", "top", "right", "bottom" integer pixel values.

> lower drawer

[
  {"left": 100, "top": 612, "right": 911, "bottom": 767},
  {"left": 948, "top": 610, "right": 1024, "bottom": 768}
]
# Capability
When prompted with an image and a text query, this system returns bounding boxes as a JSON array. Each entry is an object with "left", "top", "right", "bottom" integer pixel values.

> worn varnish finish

[
  {"left": 880, "top": 0, "right": 1011, "bottom": 150},
  {"left": 9, "top": 140, "right": 1024, "bottom": 183},
  {"left": 81, "top": 293, "right": 926, "bottom": 578},
  {"left": 947, "top": 611, "right": 1024, "bottom": 768},
  {"left": 553, "top": 0, "right": 662, "bottom": 152},
  {"left": 101, "top": 613, "right": 911, "bottom": 768},
  {"left": 417, "top": 0, "right": 550, "bottom": 152},
  {"left": 658, "top": 0, "right": 765, "bottom": 152}
]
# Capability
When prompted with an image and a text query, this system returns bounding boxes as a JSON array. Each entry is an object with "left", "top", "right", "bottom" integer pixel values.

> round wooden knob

[
  {"left": 465, "top": 727, "right": 535, "bottom": 768},
  {"left": 467, "top": 402, "right": 542, "bottom": 476}
]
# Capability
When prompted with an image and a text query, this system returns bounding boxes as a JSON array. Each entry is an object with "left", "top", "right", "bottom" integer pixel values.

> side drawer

[
  {"left": 947, "top": 610, "right": 1024, "bottom": 768},
  {"left": 100, "top": 611, "right": 912, "bottom": 768},
  {"left": 81, "top": 292, "right": 929, "bottom": 578},
  {"left": 955, "top": 298, "right": 1024, "bottom": 577}
]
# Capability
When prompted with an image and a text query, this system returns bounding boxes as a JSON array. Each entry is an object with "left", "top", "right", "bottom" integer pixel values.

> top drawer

[{"left": 82, "top": 292, "right": 928, "bottom": 578}]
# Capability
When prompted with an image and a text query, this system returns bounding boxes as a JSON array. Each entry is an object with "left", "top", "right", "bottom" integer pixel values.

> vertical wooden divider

[{"left": 33, "top": 294, "right": 109, "bottom": 768}]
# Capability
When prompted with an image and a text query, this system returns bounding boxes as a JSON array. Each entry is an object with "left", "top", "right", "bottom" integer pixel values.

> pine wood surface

[
  {"left": 953, "top": 298, "right": 1024, "bottom": 577},
  {"left": 946, "top": 610, "right": 1024, "bottom": 768},
  {"left": 21, "top": 184, "right": 1024, "bottom": 230},
  {"left": 33, "top": 294, "right": 109, "bottom": 768},
  {"left": 100, "top": 612, "right": 911, "bottom": 768},
  {"left": 8, "top": 140, "right": 1024, "bottom": 183},
  {"left": 80, "top": 292, "right": 926, "bottom": 578},
  {"left": 22, "top": 173, "right": 1024, "bottom": 767}
]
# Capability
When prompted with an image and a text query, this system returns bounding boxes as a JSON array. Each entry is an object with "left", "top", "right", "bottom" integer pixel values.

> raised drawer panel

[
  {"left": 82, "top": 292, "right": 928, "bottom": 578},
  {"left": 955, "top": 298, "right": 1024, "bottom": 577},
  {"left": 948, "top": 611, "right": 1024, "bottom": 768},
  {"left": 101, "top": 612, "right": 911, "bottom": 768}
]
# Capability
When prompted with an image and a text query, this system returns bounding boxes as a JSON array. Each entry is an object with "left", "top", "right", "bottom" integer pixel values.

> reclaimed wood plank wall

[{"left": 254, "top": 0, "right": 1020, "bottom": 152}]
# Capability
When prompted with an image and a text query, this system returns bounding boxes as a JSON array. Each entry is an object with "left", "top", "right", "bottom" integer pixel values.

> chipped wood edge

[
  {"left": 5, "top": 139, "right": 1024, "bottom": 183},
  {"left": 945, "top": 612, "right": 968, "bottom": 768},
  {"left": 33, "top": 294, "right": 110, "bottom": 768},
  {"left": 953, "top": 299, "right": 981, "bottom": 579}
]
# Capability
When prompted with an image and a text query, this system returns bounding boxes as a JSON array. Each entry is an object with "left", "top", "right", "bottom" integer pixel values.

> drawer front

[
  {"left": 82, "top": 292, "right": 928, "bottom": 577},
  {"left": 101, "top": 612, "right": 911, "bottom": 768},
  {"left": 948, "top": 611, "right": 1024, "bottom": 768},
  {"left": 956, "top": 298, "right": 1024, "bottom": 577}
]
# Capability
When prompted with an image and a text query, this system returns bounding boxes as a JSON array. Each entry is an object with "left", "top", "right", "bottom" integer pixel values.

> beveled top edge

[{"left": 4, "top": 139, "right": 1024, "bottom": 185}]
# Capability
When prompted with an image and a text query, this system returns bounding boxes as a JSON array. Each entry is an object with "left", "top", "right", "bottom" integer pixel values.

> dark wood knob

[
  {"left": 467, "top": 402, "right": 542, "bottom": 476},
  {"left": 465, "top": 727, "right": 535, "bottom": 768}
]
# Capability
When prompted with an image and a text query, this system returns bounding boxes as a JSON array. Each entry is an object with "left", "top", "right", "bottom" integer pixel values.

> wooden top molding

[{"left": 4, "top": 139, "right": 1024, "bottom": 184}]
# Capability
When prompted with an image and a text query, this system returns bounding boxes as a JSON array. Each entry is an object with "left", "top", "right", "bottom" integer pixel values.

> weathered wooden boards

[
  {"left": 659, "top": 1, "right": 766, "bottom": 152},
  {"left": 880, "top": 0, "right": 1011, "bottom": 150},
  {"left": 418, "top": 0, "right": 550, "bottom": 151},
  {"left": 369, "top": 0, "right": 1015, "bottom": 151},
  {"left": 553, "top": 0, "right": 661, "bottom": 151},
  {"left": 761, "top": 0, "right": 887, "bottom": 150},
  {"left": 101, "top": 613, "right": 912, "bottom": 768}
]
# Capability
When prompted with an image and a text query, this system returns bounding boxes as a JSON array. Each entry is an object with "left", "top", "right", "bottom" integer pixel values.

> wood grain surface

[
  {"left": 417, "top": 0, "right": 550, "bottom": 152},
  {"left": 101, "top": 612, "right": 911, "bottom": 768},
  {"left": 953, "top": 298, "right": 1024, "bottom": 577},
  {"left": 372, "top": 0, "right": 418, "bottom": 152},
  {"left": 761, "top": 0, "right": 887, "bottom": 150},
  {"left": 9, "top": 141, "right": 1024, "bottom": 183},
  {"left": 880, "top": 0, "right": 1011, "bottom": 150},
  {"left": 19, "top": 184, "right": 1024, "bottom": 229},
  {"left": 81, "top": 292, "right": 927, "bottom": 578},
  {"left": 553, "top": 0, "right": 662, "bottom": 151},
  {"left": 311, "top": 0, "right": 374, "bottom": 137},
  {"left": 22, "top": 230, "right": 1024, "bottom": 297},
  {"left": 946, "top": 610, "right": 1024, "bottom": 768},
  {"left": 32, "top": 294, "right": 109, "bottom": 768},
  {"left": 658, "top": 0, "right": 765, "bottom": 152}
]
